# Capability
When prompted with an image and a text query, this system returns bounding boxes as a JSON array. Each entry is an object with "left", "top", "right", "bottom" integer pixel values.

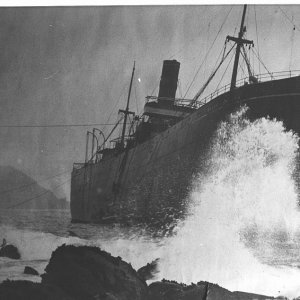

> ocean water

[{"left": 1, "top": 107, "right": 300, "bottom": 299}]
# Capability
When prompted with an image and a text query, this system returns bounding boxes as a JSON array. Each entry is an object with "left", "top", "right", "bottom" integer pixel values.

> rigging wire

[
  {"left": 0, "top": 124, "right": 131, "bottom": 198},
  {"left": 0, "top": 169, "right": 71, "bottom": 195},
  {"left": 167, "top": 7, "right": 209, "bottom": 60},
  {"left": 134, "top": 81, "right": 139, "bottom": 115},
  {"left": 101, "top": 81, "right": 128, "bottom": 133},
  {"left": 178, "top": 79, "right": 183, "bottom": 98},
  {"left": 215, "top": 49, "right": 236, "bottom": 90},
  {"left": 204, "top": 21, "right": 211, "bottom": 79},
  {"left": 248, "top": 45, "right": 250, "bottom": 71},
  {"left": 238, "top": 58, "right": 245, "bottom": 83},
  {"left": 241, "top": 45, "right": 254, "bottom": 78},
  {"left": 252, "top": 47, "right": 274, "bottom": 79},
  {"left": 0, "top": 123, "right": 132, "bottom": 128},
  {"left": 1, "top": 77, "right": 131, "bottom": 131},
  {"left": 289, "top": 15, "right": 295, "bottom": 71},
  {"left": 0, "top": 134, "right": 122, "bottom": 209},
  {"left": 278, "top": 6, "right": 300, "bottom": 32},
  {"left": 212, "top": 41, "right": 228, "bottom": 74},
  {"left": 183, "top": 6, "right": 233, "bottom": 98},
  {"left": 191, "top": 43, "right": 235, "bottom": 105},
  {"left": 278, "top": 7, "right": 294, "bottom": 72},
  {"left": 149, "top": 78, "right": 160, "bottom": 97},
  {"left": 254, "top": 6, "right": 261, "bottom": 74},
  {"left": 5, "top": 176, "right": 72, "bottom": 209},
  {"left": 0, "top": 122, "right": 128, "bottom": 200},
  {"left": 238, "top": 59, "right": 247, "bottom": 78}
]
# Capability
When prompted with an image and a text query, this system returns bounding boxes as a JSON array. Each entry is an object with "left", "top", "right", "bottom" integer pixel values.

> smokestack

[{"left": 158, "top": 60, "right": 180, "bottom": 105}]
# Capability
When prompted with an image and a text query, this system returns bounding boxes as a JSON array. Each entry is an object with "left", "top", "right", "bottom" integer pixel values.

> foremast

[
  {"left": 227, "top": 4, "right": 253, "bottom": 90},
  {"left": 119, "top": 61, "right": 135, "bottom": 148}
]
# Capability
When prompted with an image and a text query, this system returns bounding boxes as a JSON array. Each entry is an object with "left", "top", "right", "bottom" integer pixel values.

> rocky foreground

[{"left": 0, "top": 244, "right": 293, "bottom": 300}]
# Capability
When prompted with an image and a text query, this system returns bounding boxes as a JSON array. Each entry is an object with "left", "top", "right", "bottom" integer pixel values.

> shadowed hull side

[{"left": 71, "top": 76, "right": 300, "bottom": 224}]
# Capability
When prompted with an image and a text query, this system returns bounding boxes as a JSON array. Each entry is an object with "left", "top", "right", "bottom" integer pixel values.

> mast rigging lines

[
  {"left": 183, "top": 6, "right": 233, "bottom": 99},
  {"left": 0, "top": 122, "right": 132, "bottom": 128}
]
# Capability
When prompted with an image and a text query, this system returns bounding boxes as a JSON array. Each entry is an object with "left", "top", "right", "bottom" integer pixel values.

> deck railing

[
  {"left": 74, "top": 70, "right": 300, "bottom": 168},
  {"left": 175, "top": 70, "right": 300, "bottom": 109}
]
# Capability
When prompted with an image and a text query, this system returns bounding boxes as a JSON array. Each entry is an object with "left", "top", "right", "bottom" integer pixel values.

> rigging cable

[
  {"left": 191, "top": 43, "right": 235, "bottom": 105},
  {"left": 252, "top": 47, "right": 274, "bottom": 79},
  {"left": 178, "top": 79, "right": 183, "bottom": 98},
  {"left": 278, "top": 6, "right": 300, "bottom": 32},
  {"left": 0, "top": 122, "right": 132, "bottom": 128},
  {"left": 134, "top": 81, "right": 139, "bottom": 115},
  {"left": 101, "top": 81, "right": 128, "bottom": 133},
  {"left": 5, "top": 175, "right": 73, "bottom": 209},
  {"left": 187, "top": 40, "right": 229, "bottom": 107},
  {"left": 241, "top": 45, "right": 254, "bottom": 78},
  {"left": 289, "top": 16, "right": 295, "bottom": 71},
  {"left": 215, "top": 48, "right": 236, "bottom": 90},
  {"left": 168, "top": 7, "right": 209, "bottom": 60},
  {"left": 238, "top": 59, "right": 247, "bottom": 79},
  {"left": 277, "top": 6, "right": 296, "bottom": 71},
  {"left": 149, "top": 78, "right": 160, "bottom": 97},
  {"left": 166, "top": 7, "right": 228, "bottom": 64},
  {"left": 0, "top": 169, "right": 71, "bottom": 196},
  {"left": 204, "top": 21, "right": 211, "bottom": 79},
  {"left": 3, "top": 149, "right": 111, "bottom": 209},
  {"left": 254, "top": 6, "right": 261, "bottom": 74},
  {"left": 183, "top": 6, "right": 233, "bottom": 98}
]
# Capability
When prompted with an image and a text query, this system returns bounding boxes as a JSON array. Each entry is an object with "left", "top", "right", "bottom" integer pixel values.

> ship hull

[{"left": 71, "top": 76, "right": 300, "bottom": 225}]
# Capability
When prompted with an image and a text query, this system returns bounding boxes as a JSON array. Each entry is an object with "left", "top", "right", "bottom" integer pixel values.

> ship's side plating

[{"left": 70, "top": 97, "right": 228, "bottom": 223}]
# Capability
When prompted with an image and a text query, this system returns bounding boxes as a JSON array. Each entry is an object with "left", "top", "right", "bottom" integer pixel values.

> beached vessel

[{"left": 71, "top": 5, "right": 300, "bottom": 225}]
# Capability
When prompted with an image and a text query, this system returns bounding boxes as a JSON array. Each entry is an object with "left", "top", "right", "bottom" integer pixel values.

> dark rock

[
  {"left": 41, "top": 244, "right": 148, "bottom": 300},
  {"left": 0, "top": 244, "right": 21, "bottom": 259},
  {"left": 0, "top": 244, "right": 280, "bottom": 300},
  {"left": 24, "top": 266, "right": 39, "bottom": 276},
  {"left": 0, "top": 280, "right": 73, "bottom": 300},
  {"left": 148, "top": 280, "right": 275, "bottom": 300},
  {"left": 148, "top": 280, "right": 207, "bottom": 300},
  {"left": 137, "top": 258, "right": 159, "bottom": 281},
  {"left": 68, "top": 230, "right": 78, "bottom": 237},
  {"left": 209, "top": 281, "right": 275, "bottom": 300},
  {"left": 233, "top": 291, "right": 277, "bottom": 299}
]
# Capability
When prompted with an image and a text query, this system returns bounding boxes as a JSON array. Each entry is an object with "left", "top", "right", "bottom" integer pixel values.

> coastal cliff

[{"left": 0, "top": 166, "right": 68, "bottom": 209}]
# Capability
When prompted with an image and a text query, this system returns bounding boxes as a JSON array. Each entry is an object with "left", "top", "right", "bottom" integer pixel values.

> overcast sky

[{"left": 0, "top": 5, "right": 299, "bottom": 200}]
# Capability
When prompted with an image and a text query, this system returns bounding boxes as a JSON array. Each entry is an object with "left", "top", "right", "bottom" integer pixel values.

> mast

[
  {"left": 120, "top": 61, "right": 135, "bottom": 148},
  {"left": 227, "top": 5, "right": 253, "bottom": 90}
]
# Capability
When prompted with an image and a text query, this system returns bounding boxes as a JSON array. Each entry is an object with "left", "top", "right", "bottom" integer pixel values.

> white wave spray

[{"left": 157, "top": 107, "right": 300, "bottom": 298}]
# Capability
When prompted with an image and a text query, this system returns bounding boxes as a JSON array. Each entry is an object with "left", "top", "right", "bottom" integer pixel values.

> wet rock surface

[
  {"left": 0, "top": 244, "right": 292, "bottom": 300},
  {"left": 0, "top": 280, "right": 72, "bottom": 300},
  {"left": 148, "top": 280, "right": 276, "bottom": 300},
  {"left": 41, "top": 244, "right": 148, "bottom": 300},
  {"left": 148, "top": 280, "right": 207, "bottom": 300},
  {"left": 24, "top": 266, "right": 39, "bottom": 276},
  {"left": 0, "top": 244, "right": 21, "bottom": 259}
]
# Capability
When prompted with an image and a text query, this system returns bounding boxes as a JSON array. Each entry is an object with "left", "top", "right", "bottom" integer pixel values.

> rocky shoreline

[{"left": 0, "top": 244, "right": 294, "bottom": 300}]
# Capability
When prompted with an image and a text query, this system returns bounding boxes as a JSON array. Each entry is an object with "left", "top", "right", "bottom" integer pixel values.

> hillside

[{"left": 0, "top": 166, "right": 69, "bottom": 209}]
